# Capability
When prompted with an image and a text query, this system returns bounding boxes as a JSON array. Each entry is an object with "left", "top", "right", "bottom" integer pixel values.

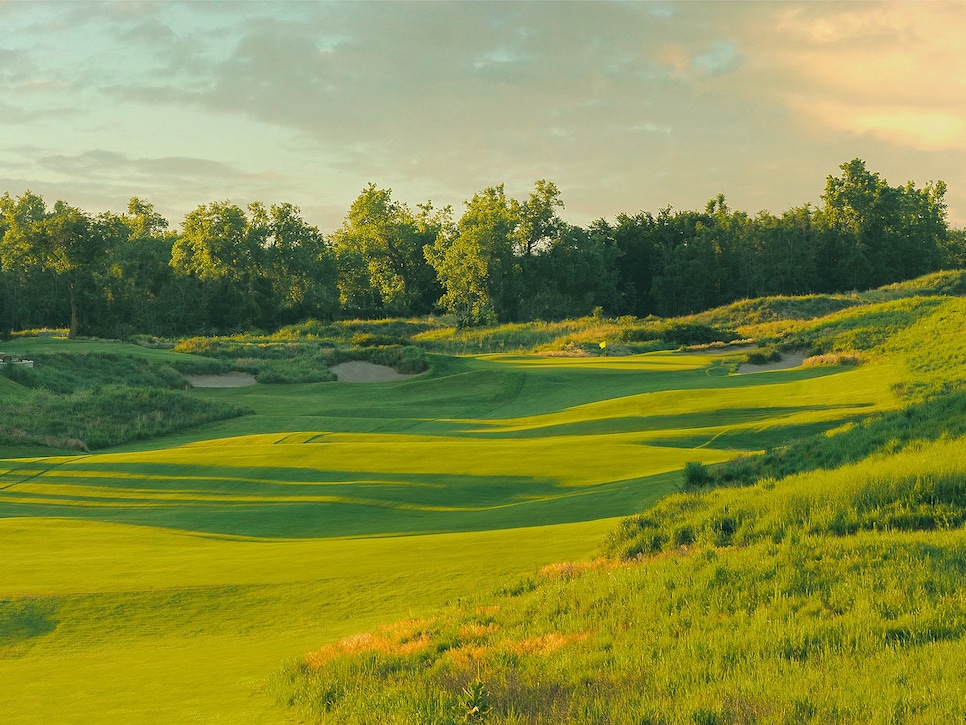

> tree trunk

[{"left": 69, "top": 283, "right": 78, "bottom": 339}]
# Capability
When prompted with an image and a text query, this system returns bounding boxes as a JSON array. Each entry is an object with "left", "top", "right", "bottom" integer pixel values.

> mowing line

[{"left": 0, "top": 455, "right": 88, "bottom": 490}]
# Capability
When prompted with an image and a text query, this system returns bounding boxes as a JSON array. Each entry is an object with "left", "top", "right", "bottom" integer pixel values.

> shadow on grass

[{"left": 0, "top": 468, "right": 680, "bottom": 539}]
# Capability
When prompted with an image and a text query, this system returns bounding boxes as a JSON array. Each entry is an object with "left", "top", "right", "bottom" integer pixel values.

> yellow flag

[{"left": 599, "top": 341, "right": 606, "bottom": 349}]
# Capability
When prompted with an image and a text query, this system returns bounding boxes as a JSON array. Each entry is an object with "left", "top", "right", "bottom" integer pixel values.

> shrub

[
  {"left": 621, "top": 322, "right": 739, "bottom": 346},
  {"left": 660, "top": 322, "right": 739, "bottom": 346},
  {"left": 745, "top": 348, "right": 783, "bottom": 365},
  {"left": 351, "top": 332, "right": 410, "bottom": 348},
  {"left": 0, "top": 385, "right": 247, "bottom": 450},
  {"left": 683, "top": 461, "right": 713, "bottom": 491}
]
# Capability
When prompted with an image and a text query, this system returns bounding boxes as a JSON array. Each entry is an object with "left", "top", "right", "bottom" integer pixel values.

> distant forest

[{"left": 1, "top": 158, "right": 963, "bottom": 338}]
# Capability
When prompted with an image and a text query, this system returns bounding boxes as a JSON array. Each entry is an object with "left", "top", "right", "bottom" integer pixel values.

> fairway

[{"left": 0, "top": 349, "right": 900, "bottom": 722}]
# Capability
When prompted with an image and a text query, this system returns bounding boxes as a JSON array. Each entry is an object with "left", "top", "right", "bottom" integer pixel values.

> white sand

[
  {"left": 183, "top": 372, "right": 257, "bottom": 388},
  {"left": 330, "top": 361, "right": 419, "bottom": 382}
]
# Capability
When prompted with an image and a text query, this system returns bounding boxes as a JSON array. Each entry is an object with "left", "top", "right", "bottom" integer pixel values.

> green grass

[
  {"left": 0, "top": 341, "right": 889, "bottom": 721},
  {"left": 0, "top": 516, "right": 616, "bottom": 724},
  {"left": 2, "top": 279, "right": 964, "bottom": 723}
]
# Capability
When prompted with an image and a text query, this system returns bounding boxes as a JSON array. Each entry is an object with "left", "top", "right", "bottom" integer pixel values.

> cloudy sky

[{"left": 2, "top": 1, "right": 965, "bottom": 233}]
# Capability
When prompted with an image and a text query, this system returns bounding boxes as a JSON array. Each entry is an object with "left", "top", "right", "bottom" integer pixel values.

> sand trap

[
  {"left": 737, "top": 350, "right": 807, "bottom": 374},
  {"left": 183, "top": 372, "right": 257, "bottom": 388},
  {"left": 330, "top": 361, "right": 418, "bottom": 382}
]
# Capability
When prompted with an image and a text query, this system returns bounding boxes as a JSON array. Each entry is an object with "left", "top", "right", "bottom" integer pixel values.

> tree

[
  {"left": 93, "top": 198, "right": 195, "bottom": 337},
  {"left": 817, "top": 159, "right": 947, "bottom": 291},
  {"left": 425, "top": 184, "right": 519, "bottom": 326},
  {"left": 0, "top": 192, "right": 110, "bottom": 338},
  {"left": 171, "top": 201, "right": 264, "bottom": 329},
  {"left": 257, "top": 202, "right": 338, "bottom": 323},
  {"left": 513, "top": 179, "right": 564, "bottom": 259},
  {"left": 331, "top": 184, "right": 443, "bottom": 316},
  {"left": 512, "top": 180, "right": 566, "bottom": 318},
  {"left": 530, "top": 222, "right": 620, "bottom": 318},
  {"left": 124, "top": 196, "right": 170, "bottom": 239}
]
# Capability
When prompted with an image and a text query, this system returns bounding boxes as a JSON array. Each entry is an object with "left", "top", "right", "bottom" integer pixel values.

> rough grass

[
  {"left": 0, "top": 348, "right": 247, "bottom": 451},
  {"left": 274, "top": 528, "right": 966, "bottom": 724}
]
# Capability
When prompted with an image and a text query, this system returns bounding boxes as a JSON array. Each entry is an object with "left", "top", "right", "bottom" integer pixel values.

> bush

[
  {"left": 328, "top": 345, "right": 430, "bottom": 375},
  {"left": 0, "top": 385, "right": 247, "bottom": 450},
  {"left": 351, "top": 332, "right": 409, "bottom": 348},
  {"left": 2, "top": 352, "right": 188, "bottom": 394},
  {"left": 745, "top": 348, "right": 782, "bottom": 365},
  {"left": 621, "top": 322, "right": 738, "bottom": 346},
  {"left": 683, "top": 461, "right": 713, "bottom": 490},
  {"left": 661, "top": 322, "right": 739, "bottom": 346}
]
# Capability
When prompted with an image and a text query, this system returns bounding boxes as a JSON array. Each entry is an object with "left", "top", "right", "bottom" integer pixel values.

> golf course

[{"left": 3, "top": 276, "right": 966, "bottom": 722}]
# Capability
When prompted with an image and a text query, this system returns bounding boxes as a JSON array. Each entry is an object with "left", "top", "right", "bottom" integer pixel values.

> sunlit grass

[{"left": 0, "top": 516, "right": 616, "bottom": 724}]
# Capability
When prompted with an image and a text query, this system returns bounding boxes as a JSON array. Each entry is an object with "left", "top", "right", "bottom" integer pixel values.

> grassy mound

[
  {"left": 274, "top": 434, "right": 966, "bottom": 723},
  {"left": 274, "top": 529, "right": 966, "bottom": 724},
  {"left": 0, "top": 350, "right": 247, "bottom": 451},
  {"left": 0, "top": 385, "right": 247, "bottom": 451}
]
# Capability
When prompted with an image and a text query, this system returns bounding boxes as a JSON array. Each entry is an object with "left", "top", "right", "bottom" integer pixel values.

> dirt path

[
  {"left": 330, "top": 361, "right": 419, "bottom": 382},
  {"left": 183, "top": 372, "right": 257, "bottom": 388}
]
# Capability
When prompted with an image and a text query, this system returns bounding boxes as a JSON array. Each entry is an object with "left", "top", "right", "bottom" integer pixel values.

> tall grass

[
  {"left": 1, "top": 351, "right": 188, "bottom": 393},
  {"left": 0, "top": 385, "right": 247, "bottom": 450},
  {"left": 275, "top": 527, "right": 966, "bottom": 724},
  {"left": 174, "top": 333, "right": 431, "bottom": 378},
  {"left": 0, "top": 350, "right": 248, "bottom": 450}
]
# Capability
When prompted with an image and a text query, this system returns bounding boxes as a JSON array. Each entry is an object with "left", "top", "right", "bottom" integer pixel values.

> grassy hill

[
  {"left": 271, "top": 288, "right": 966, "bottom": 723},
  {"left": 1, "top": 273, "right": 964, "bottom": 723}
]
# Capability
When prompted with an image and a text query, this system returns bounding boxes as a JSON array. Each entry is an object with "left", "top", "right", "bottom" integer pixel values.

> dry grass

[
  {"left": 538, "top": 558, "right": 627, "bottom": 581},
  {"left": 503, "top": 632, "right": 589, "bottom": 656},
  {"left": 304, "top": 618, "right": 435, "bottom": 668}
]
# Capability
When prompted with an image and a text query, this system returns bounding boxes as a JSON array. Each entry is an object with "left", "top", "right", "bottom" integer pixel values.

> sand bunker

[
  {"left": 330, "top": 361, "right": 418, "bottom": 382},
  {"left": 737, "top": 350, "right": 806, "bottom": 374},
  {"left": 183, "top": 372, "right": 257, "bottom": 388}
]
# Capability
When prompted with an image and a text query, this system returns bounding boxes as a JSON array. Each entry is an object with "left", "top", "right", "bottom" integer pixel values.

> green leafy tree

[
  {"left": 256, "top": 201, "right": 339, "bottom": 323},
  {"left": 425, "top": 184, "right": 519, "bottom": 326},
  {"left": 331, "top": 184, "right": 443, "bottom": 316},
  {"left": 124, "top": 196, "right": 170, "bottom": 239},
  {"left": 171, "top": 201, "right": 265, "bottom": 329},
  {"left": 514, "top": 179, "right": 564, "bottom": 259},
  {"left": 93, "top": 198, "right": 198, "bottom": 337},
  {"left": 528, "top": 222, "right": 620, "bottom": 318},
  {"left": 940, "top": 227, "right": 966, "bottom": 269},
  {"left": 0, "top": 192, "right": 110, "bottom": 338}
]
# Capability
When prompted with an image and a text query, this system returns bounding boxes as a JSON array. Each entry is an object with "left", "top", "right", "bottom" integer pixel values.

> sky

[{"left": 1, "top": 1, "right": 965, "bottom": 234}]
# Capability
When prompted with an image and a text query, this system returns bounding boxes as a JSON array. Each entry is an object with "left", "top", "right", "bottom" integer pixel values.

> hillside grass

[
  {"left": 274, "top": 527, "right": 966, "bottom": 724},
  {"left": 272, "top": 289, "right": 966, "bottom": 723}
]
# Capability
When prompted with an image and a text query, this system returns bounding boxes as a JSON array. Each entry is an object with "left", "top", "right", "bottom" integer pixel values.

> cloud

[
  {"left": 0, "top": 101, "right": 53, "bottom": 124},
  {"left": 797, "top": 101, "right": 966, "bottom": 152},
  {"left": 0, "top": 146, "right": 284, "bottom": 226},
  {"left": 2, "top": 1, "right": 966, "bottom": 231},
  {"left": 739, "top": 3, "right": 966, "bottom": 151},
  {"left": 35, "top": 149, "right": 274, "bottom": 182}
]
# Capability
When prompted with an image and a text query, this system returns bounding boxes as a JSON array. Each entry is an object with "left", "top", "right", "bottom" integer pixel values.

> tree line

[{"left": 1, "top": 158, "right": 962, "bottom": 338}]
